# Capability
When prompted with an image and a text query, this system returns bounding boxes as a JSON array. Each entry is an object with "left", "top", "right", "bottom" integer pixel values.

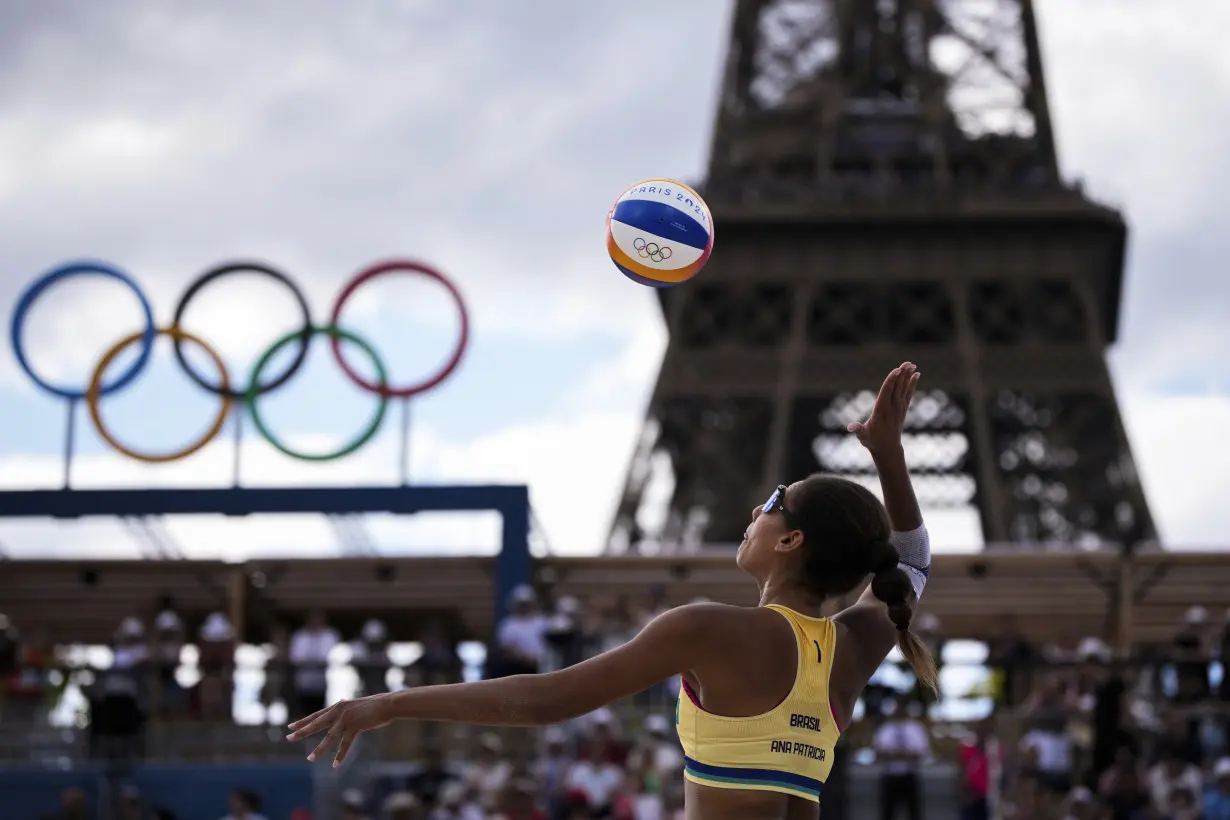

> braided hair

[{"left": 791, "top": 474, "right": 938, "bottom": 694}]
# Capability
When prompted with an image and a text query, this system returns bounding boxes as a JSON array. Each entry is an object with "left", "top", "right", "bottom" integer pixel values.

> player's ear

[{"left": 775, "top": 529, "right": 804, "bottom": 553}]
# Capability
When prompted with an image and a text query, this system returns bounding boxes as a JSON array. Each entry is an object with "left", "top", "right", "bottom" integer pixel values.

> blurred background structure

[{"left": 2, "top": 1, "right": 1229, "bottom": 819}]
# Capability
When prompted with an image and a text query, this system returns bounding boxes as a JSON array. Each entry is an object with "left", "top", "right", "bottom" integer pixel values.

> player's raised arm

[
  {"left": 836, "top": 362, "right": 936, "bottom": 692},
  {"left": 286, "top": 602, "right": 736, "bottom": 766}
]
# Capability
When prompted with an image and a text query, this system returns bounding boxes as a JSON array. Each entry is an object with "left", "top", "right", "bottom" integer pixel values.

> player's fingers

[
  {"left": 287, "top": 709, "right": 335, "bottom": 742},
  {"left": 288, "top": 703, "right": 333, "bottom": 734},
  {"left": 874, "top": 367, "right": 900, "bottom": 407},
  {"left": 905, "top": 371, "right": 920, "bottom": 406},
  {"left": 892, "top": 363, "right": 914, "bottom": 405},
  {"left": 307, "top": 723, "right": 344, "bottom": 763},
  {"left": 333, "top": 731, "right": 357, "bottom": 768}
]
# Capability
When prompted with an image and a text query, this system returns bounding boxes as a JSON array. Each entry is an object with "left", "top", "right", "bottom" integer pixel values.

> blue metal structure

[{"left": 0, "top": 485, "right": 532, "bottom": 625}]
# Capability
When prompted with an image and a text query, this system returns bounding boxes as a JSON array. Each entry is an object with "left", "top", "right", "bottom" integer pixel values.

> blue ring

[{"left": 9, "top": 261, "right": 157, "bottom": 400}]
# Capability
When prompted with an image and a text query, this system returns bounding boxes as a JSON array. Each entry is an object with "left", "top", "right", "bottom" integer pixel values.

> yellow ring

[{"left": 86, "top": 326, "right": 232, "bottom": 464}]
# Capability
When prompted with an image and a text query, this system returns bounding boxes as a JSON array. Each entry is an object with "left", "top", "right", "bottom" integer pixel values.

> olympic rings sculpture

[{"left": 9, "top": 259, "right": 469, "bottom": 465}]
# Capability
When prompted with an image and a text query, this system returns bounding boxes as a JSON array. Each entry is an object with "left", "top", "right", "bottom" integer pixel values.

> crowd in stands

[{"left": 4, "top": 591, "right": 1230, "bottom": 819}]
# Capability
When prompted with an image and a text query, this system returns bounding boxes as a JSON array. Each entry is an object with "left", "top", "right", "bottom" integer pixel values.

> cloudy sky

[{"left": 0, "top": 0, "right": 1227, "bottom": 560}]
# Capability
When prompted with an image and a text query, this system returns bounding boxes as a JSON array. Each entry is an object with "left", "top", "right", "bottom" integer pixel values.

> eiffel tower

[{"left": 608, "top": 0, "right": 1154, "bottom": 554}]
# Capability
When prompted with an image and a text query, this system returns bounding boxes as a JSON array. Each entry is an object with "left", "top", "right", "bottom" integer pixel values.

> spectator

[
  {"left": 427, "top": 781, "right": 484, "bottom": 820},
  {"left": 1089, "top": 650, "right": 1131, "bottom": 783},
  {"left": 958, "top": 720, "right": 995, "bottom": 820},
  {"left": 1206, "top": 758, "right": 1230, "bottom": 820},
  {"left": 626, "top": 714, "right": 681, "bottom": 820},
  {"left": 89, "top": 618, "right": 148, "bottom": 759},
  {"left": 1018, "top": 709, "right": 1074, "bottom": 819},
  {"left": 630, "top": 713, "right": 683, "bottom": 780},
  {"left": 341, "top": 788, "right": 372, "bottom": 820},
  {"left": 873, "top": 704, "right": 931, "bottom": 820},
  {"left": 382, "top": 792, "right": 425, "bottom": 820},
  {"left": 463, "top": 732, "right": 513, "bottom": 811},
  {"left": 588, "top": 708, "right": 629, "bottom": 767},
  {"left": 408, "top": 747, "right": 457, "bottom": 809},
  {"left": 152, "top": 609, "right": 185, "bottom": 718},
  {"left": 198, "top": 612, "right": 236, "bottom": 723},
  {"left": 544, "top": 596, "right": 585, "bottom": 672},
  {"left": 260, "top": 622, "right": 291, "bottom": 723},
  {"left": 566, "top": 733, "right": 630, "bottom": 817},
  {"left": 988, "top": 614, "right": 1038, "bottom": 710},
  {"left": 491, "top": 778, "right": 547, "bottom": 820},
  {"left": 409, "top": 620, "right": 461, "bottom": 688},
  {"left": 352, "top": 618, "right": 392, "bottom": 697},
  {"left": 3, "top": 616, "right": 51, "bottom": 726},
  {"left": 289, "top": 609, "right": 338, "bottom": 719},
  {"left": 1173, "top": 607, "right": 1211, "bottom": 705},
  {"left": 1167, "top": 787, "right": 1202, "bottom": 820},
  {"left": 494, "top": 586, "right": 547, "bottom": 678},
  {"left": 1097, "top": 746, "right": 1149, "bottom": 820},
  {"left": 221, "top": 788, "right": 267, "bottom": 820},
  {"left": 531, "top": 726, "right": 573, "bottom": 816},
  {"left": 1148, "top": 744, "right": 1203, "bottom": 811},
  {"left": 1059, "top": 787, "right": 1096, "bottom": 820}
]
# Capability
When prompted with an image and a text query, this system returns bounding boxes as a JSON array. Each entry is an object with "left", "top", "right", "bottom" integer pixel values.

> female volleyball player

[{"left": 288, "top": 362, "right": 935, "bottom": 820}]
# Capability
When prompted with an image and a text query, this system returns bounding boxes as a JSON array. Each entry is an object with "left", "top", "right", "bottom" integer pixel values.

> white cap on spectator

[
  {"left": 362, "top": 618, "right": 386, "bottom": 642},
  {"left": 644, "top": 714, "right": 670, "bottom": 735},
  {"left": 1069, "top": 787, "right": 1093, "bottom": 804},
  {"left": 382, "top": 792, "right": 420, "bottom": 813},
  {"left": 155, "top": 610, "right": 182, "bottom": 632},
  {"left": 200, "top": 612, "right": 234, "bottom": 642},
  {"left": 117, "top": 617, "right": 145, "bottom": 639},
  {"left": 479, "top": 731, "right": 503, "bottom": 753},
  {"left": 1077, "top": 637, "right": 1111, "bottom": 662},
  {"left": 509, "top": 585, "right": 535, "bottom": 606},
  {"left": 1214, "top": 757, "right": 1230, "bottom": 778},
  {"left": 341, "top": 788, "right": 364, "bottom": 809},
  {"left": 916, "top": 613, "right": 941, "bottom": 633},
  {"left": 556, "top": 596, "right": 580, "bottom": 615},
  {"left": 543, "top": 726, "right": 567, "bottom": 746},
  {"left": 439, "top": 781, "right": 466, "bottom": 806},
  {"left": 1185, "top": 605, "right": 1208, "bottom": 625}
]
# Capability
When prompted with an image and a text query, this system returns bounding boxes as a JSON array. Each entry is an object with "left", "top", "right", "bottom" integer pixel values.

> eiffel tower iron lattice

[{"left": 607, "top": 0, "right": 1154, "bottom": 554}]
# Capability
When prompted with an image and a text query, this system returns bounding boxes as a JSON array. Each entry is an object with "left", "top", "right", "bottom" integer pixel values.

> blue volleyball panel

[
  {"left": 614, "top": 259, "right": 680, "bottom": 288},
  {"left": 612, "top": 200, "right": 710, "bottom": 250}
]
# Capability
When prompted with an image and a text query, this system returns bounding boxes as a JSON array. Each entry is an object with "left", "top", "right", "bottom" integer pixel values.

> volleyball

[{"left": 606, "top": 179, "right": 714, "bottom": 287}]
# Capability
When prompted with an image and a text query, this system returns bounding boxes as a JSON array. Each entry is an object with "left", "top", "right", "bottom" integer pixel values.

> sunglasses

[{"left": 762, "top": 484, "right": 802, "bottom": 533}]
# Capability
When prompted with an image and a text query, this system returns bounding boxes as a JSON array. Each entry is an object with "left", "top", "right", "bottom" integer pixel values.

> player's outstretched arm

[
  {"left": 835, "top": 363, "right": 936, "bottom": 691},
  {"left": 287, "top": 602, "right": 728, "bottom": 766}
]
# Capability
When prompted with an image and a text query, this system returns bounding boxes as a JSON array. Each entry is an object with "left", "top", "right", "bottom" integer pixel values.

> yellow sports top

[{"left": 676, "top": 605, "right": 841, "bottom": 804}]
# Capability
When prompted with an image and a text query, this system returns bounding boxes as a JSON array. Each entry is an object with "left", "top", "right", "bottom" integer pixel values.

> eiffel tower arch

[{"left": 608, "top": 0, "right": 1154, "bottom": 554}]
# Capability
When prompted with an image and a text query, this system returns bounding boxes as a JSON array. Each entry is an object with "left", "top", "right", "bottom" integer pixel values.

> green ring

[{"left": 246, "top": 325, "right": 389, "bottom": 462}]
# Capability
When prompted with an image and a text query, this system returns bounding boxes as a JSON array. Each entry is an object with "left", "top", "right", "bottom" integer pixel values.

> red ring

[{"left": 329, "top": 259, "right": 470, "bottom": 398}]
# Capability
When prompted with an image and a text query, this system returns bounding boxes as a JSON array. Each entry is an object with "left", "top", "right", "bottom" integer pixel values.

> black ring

[{"left": 171, "top": 261, "right": 313, "bottom": 399}]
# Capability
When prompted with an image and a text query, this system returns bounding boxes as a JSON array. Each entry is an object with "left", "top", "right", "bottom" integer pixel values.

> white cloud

[{"left": 1120, "top": 392, "right": 1230, "bottom": 547}]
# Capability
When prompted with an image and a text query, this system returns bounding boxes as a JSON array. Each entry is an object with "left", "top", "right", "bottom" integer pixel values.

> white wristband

[{"left": 890, "top": 524, "right": 931, "bottom": 599}]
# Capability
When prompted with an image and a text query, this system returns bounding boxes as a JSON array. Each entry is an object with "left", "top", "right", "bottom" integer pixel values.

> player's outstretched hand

[
  {"left": 286, "top": 694, "right": 395, "bottom": 767},
  {"left": 847, "top": 362, "right": 919, "bottom": 457}
]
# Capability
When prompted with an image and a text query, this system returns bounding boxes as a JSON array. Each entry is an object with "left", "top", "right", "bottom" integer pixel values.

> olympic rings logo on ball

[
  {"left": 8, "top": 259, "right": 469, "bottom": 465},
  {"left": 632, "top": 238, "right": 672, "bottom": 263}
]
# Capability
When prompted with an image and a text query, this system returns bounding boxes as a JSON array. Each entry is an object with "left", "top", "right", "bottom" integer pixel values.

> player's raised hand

[
  {"left": 286, "top": 694, "right": 394, "bottom": 767},
  {"left": 846, "top": 362, "right": 919, "bottom": 457}
]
